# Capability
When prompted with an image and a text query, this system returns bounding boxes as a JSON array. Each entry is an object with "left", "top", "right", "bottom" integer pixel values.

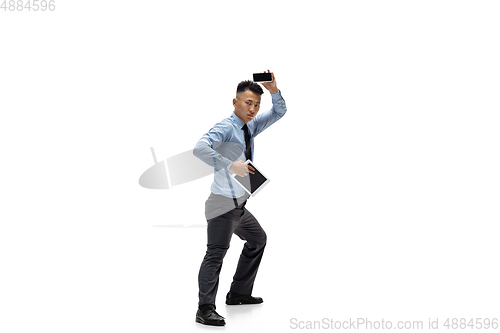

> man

[{"left": 192, "top": 70, "right": 287, "bottom": 326}]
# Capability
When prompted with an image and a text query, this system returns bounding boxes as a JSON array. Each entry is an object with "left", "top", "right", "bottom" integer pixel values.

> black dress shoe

[
  {"left": 226, "top": 291, "right": 263, "bottom": 305},
  {"left": 195, "top": 307, "right": 226, "bottom": 326}
]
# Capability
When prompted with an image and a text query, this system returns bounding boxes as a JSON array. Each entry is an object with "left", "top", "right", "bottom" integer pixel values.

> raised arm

[{"left": 253, "top": 70, "right": 287, "bottom": 137}]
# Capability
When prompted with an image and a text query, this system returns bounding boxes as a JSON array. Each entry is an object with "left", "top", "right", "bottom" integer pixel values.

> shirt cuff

[
  {"left": 271, "top": 89, "right": 282, "bottom": 99},
  {"left": 223, "top": 158, "right": 234, "bottom": 172}
]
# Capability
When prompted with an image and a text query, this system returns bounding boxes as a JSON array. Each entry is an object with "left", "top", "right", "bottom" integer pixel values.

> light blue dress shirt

[{"left": 193, "top": 90, "right": 287, "bottom": 198}]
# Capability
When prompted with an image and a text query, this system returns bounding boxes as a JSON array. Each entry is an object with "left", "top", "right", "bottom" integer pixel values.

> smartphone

[{"left": 253, "top": 72, "right": 273, "bottom": 82}]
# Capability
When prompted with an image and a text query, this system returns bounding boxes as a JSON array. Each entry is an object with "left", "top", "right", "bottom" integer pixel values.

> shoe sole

[
  {"left": 225, "top": 300, "right": 263, "bottom": 305},
  {"left": 196, "top": 317, "right": 225, "bottom": 326}
]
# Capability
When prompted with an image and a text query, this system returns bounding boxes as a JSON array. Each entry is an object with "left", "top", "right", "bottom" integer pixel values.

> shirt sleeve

[
  {"left": 193, "top": 122, "right": 235, "bottom": 171},
  {"left": 252, "top": 90, "right": 287, "bottom": 137}
]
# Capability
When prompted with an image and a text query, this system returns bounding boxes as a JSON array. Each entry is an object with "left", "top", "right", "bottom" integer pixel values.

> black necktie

[{"left": 242, "top": 124, "right": 252, "bottom": 161}]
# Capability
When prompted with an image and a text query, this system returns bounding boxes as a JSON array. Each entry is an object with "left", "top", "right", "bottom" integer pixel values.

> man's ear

[{"left": 232, "top": 98, "right": 237, "bottom": 108}]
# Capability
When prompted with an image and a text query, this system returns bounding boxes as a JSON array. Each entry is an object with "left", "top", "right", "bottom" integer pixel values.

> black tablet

[{"left": 231, "top": 160, "right": 270, "bottom": 196}]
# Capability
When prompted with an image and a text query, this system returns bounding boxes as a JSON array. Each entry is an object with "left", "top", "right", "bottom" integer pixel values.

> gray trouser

[{"left": 198, "top": 193, "right": 267, "bottom": 307}]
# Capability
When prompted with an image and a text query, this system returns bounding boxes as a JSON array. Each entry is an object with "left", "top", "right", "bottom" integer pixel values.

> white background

[{"left": 1, "top": 1, "right": 499, "bottom": 332}]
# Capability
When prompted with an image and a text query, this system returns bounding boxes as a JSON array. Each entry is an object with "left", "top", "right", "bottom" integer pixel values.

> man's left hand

[{"left": 260, "top": 69, "right": 278, "bottom": 94}]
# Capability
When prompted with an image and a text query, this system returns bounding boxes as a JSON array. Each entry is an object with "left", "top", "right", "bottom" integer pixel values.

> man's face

[{"left": 233, "top": 89, "right": 261, "bottom": 124}]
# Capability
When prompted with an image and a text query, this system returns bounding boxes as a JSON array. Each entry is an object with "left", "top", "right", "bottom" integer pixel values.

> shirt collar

[{"left": 231, "top": 112, "right": 246, "bottom": 129}]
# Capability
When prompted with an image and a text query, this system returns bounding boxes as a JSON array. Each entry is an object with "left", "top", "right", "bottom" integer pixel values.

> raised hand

[{"left": 260, "top": 69, "right": 278, "bottom": 94}]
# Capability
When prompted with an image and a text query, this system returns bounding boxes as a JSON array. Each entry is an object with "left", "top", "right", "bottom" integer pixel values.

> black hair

[{"left": 236, "top": 80, "right": 264, "bottom": 97}]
